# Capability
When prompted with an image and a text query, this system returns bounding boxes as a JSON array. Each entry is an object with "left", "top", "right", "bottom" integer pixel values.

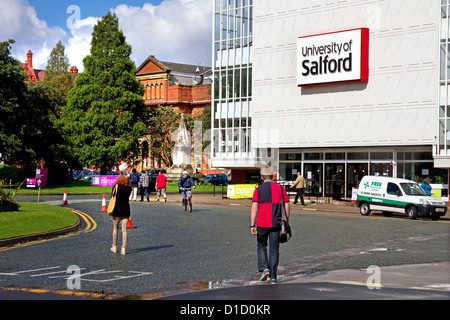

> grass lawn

[{"left": 0, "top": 203, "right": 78, "bottom": 240}]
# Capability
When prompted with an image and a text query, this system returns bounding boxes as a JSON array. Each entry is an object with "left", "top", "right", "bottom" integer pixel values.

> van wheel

[
  {"left": 407, "top": 206, "right": 418, "bottom": 220},
  {"left": 360, "top": 203, "right": 371, "bottom": 216}
]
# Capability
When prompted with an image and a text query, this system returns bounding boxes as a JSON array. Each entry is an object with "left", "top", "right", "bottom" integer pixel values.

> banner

[
  {"left": 227, "top": 184, "right": 258, "bottom": 199},
  {"left": 92, "top": 175, "right": 119, "bottom": 187}
]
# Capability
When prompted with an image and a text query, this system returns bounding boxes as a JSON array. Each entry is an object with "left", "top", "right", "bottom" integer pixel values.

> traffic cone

[
  {"left": 62, "top": 189, "right": 68, "bottom": 205},
  {"left": 127, "top": 219, "right": 134, "bottom": 228},
  {"left": 101, "top": 194, "right": 107, "bottom": 211}
]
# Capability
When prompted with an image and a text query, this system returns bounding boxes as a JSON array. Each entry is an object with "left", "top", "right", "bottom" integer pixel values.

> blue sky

[
  {"left": 27, "top": 0, "right": 164, "bottom": 31},
  {"left": 1, "top": 0, "right": 212, "bottom": 71}
]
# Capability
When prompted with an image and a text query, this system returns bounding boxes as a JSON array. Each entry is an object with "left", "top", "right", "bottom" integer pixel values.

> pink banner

[{"left": 91, "top": 176, "right": 118, "bottom": 187}]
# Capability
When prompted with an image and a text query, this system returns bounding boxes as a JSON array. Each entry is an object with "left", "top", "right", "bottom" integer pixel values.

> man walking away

[
  {"left": 129, "top": 168, "right": 139, "bottom": 201},
  {"left": 290, "top": 171, "right": 306, "bottom": 205},
  {"left": 250, "top": 166, "right": 290, "bottom": 283},
  {"left": 140, "top": 170, "right": 149, "bottom": 202}
]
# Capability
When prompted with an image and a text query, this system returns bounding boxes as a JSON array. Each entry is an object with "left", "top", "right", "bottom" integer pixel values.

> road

[{"left": 1, "top": 194, "right": 449, "bottom": 301}]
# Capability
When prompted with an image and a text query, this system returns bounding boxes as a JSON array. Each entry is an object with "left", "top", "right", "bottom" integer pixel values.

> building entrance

[
  {"left": 325, "top": 163, "right": 345, "bottom": 197},
  {"left": 304, "top": 164, "right": 323, "bottom": 195}
]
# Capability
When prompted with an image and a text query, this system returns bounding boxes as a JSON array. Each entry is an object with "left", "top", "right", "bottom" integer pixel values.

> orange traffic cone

[
  {"left": 101, "top": 194, "right": 107, "bottom": 211},
  {"left": 127, "top": 219, "right": 134, "bottom": 228},
  {"left": 62, "top": 189, "right": 68, "bottom": 205}
]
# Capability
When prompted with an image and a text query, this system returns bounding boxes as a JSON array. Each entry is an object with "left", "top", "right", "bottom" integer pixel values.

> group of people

[
  {"left": 109, "top": 169, "right": 196, "bottom": 255},
  {"left": 127, "top": 169, "right": 167, "bottom": 202},
  {"left": 110, "top": 165, "right": 293, "bottom": 284}
]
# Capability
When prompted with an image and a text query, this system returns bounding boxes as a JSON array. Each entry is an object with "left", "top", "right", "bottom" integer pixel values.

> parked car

[
  {"left": 73, "top": 170, "right": 91, "bottom": 180},
  {"left": 81, "top": 170, "right": 99, "bottom": 181},
  {"left": 205, "top": 173, "right": 229, "bottom": 185}
]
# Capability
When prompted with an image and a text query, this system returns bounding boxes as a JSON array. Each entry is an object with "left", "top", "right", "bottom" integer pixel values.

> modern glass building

[
  {"left": 212, "top": 0, "right": 259, "bottom": 180},
  {"left": 212, "top": 0, "right": 450, "bottom": 199},
  {"left": 438, "top": 0, "right": 450, "bottom": 165}
]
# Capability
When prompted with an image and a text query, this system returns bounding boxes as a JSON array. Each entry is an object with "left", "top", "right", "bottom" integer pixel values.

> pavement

[{"left": 2, "top": 193, "right": 450, "bottom": 301}]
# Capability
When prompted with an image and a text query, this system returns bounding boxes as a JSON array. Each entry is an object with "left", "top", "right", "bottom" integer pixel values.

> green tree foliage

[
  {"left": 42, "top": 40, "right": 73, "bottom": 109},
  {"left": 62, "top": 12, "right": 147, "bottom": 173},
  {"left": 41, "top": 40, "right": 80, "bottom": 173},
  {"left": 146, "top": 105, "right": 181, "bottom": 167},
  {"left": 0, "top": 40, "right": 60, "bottom": 171},
  {"left": 0, "top": 40, "right": 28, "bottom": 162}
]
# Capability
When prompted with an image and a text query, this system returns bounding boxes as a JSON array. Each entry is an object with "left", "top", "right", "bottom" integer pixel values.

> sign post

[{"left": 35, "top": 168, "right": 48, "bottom": 203}]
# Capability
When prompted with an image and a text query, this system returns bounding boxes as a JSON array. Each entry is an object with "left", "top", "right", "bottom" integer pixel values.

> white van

[{"left": 356, "top": 176, "right": 447, "bottom": 221}]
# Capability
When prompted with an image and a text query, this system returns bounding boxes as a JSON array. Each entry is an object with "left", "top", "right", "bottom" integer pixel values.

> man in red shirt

[
  {"left": 155, "top": 170, "right": 167, "bottom": 202},
  {"left": 250, "top": 167, "right": 290, "bottom": 283}
]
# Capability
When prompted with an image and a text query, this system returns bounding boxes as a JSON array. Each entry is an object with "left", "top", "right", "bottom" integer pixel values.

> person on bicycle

[{"left": 178, "top": 171, "right": 195, "bottom": 205}]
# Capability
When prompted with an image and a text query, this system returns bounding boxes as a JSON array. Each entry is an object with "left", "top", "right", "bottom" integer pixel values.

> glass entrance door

[
  {"left": 370, "top": 163, "right": 393, "bottom": 177},
  {"left": 347, "top": 163, "right": 368, "bottom": 197},
  {"left": 325, "top": 163, "right": 345, "bottom": 197},
  {"left": 304, "top": 164, "right": 323, "bottom": 196}
]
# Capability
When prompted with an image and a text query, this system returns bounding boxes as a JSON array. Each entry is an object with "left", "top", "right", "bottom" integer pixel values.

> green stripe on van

[{"left": 357, "top": 195, "right": 416, "bottom": 207}]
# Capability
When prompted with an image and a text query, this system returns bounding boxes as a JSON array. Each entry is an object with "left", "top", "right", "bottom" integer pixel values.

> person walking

[
  {"left": 111, "top": 175, "right": 132, "bottom": 255},
  {"left": 140, "top": 170, "right": 149, "bottom": 202},
  {"left": 129, "top": 168, "right": 139, "bottom": 201},
  {"left": 156, "top": 170, "right": 167, "bottom": 202},
  {"left": 250, "top": 167, "right": 290, "bottom": 283},
  {"left": 290, "top": 171, "right": 306, "bottom": 205}
]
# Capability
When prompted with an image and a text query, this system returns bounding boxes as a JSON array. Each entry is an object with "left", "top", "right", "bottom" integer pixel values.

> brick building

[
  {"left": 21, "top": 50, "right": 78, "bottom": 82},
  {"left": 136, "top": 55, "right": 212, "bottom": 170},
  {"left": 136, "top": 55, "right": 211, "bottom": 114}
]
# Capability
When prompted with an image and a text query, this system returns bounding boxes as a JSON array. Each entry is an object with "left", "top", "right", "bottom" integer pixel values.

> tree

[
  {"left": 146, "top": 105, "right": 181, "bottom": 167},
  {"left": 62, "top": 12, "right": 147, "bottom": 174},
  {"left": 41, "top": 41, "right": 80, "bottom": 174},
  {"left": 0, "top": 39, "right": 66, "bottom": 177},
  {"left": 42, "top": 40, "right": 73, "bottom": 107},
  {"left": 0, "top": 40, "right": 28, "bottom": 163}
]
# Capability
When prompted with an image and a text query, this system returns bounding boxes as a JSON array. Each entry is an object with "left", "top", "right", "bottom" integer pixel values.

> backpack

[{"left": 131, "top": 175, "right": 137, "bottom": 183}]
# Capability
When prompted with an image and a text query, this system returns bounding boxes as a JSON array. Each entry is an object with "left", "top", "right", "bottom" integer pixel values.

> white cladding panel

[{"left": 252, "top": 0, "right": 439, "bottom": 148}]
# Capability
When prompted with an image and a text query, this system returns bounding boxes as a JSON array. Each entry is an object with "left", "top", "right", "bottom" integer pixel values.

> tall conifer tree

[{"left": 63, "top": 12, "right": 146, "bottom": 173}]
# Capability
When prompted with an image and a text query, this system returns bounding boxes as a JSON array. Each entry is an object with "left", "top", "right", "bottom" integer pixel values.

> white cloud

[
  {"left": 0, "top": 0, "right": 212, "bottom": 72},
  {"left": 113, "top": 0, "right": 213, "bottom": 67},
  {"left": 0, "top": 0, "right": 67, "bottom": 69},
  {"left": 65, "top": 16, "right": 99, "bottom": 72}
]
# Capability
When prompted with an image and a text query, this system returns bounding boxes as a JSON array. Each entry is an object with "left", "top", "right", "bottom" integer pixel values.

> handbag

[
  {"left": 107, "top": 185, "right": 118, "bottom": 216},
  {"left": 279, "top": 185, "right": 292, "bottom": 243}
]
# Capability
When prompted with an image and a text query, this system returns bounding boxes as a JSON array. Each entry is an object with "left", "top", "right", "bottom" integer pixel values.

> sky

[{"left": 0, "top": 0, "right": 213, "bottom": 72}]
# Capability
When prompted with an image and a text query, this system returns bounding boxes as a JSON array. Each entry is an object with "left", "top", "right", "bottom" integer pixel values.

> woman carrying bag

[{"left": 110, "top": 175, "right": 132, "bottom": 255}]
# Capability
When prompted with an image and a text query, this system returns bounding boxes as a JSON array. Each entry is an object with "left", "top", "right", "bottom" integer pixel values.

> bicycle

[{"left": 181, "top": 187, "right": 193, "bottom": 212}]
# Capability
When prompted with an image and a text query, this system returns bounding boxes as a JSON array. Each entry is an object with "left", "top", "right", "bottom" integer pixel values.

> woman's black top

[{"left": 112, "top": 184, "right": 132, "bottom": 218}]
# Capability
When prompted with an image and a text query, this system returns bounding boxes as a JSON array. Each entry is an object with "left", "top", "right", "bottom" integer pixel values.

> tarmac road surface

[{"left": 1, "top": 194, "right": 449, "bottom": 303}]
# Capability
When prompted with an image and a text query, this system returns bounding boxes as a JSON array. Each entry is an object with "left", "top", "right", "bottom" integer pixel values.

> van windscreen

[{"left": 400, "top": 183, "right": 428, "bottom": 196}]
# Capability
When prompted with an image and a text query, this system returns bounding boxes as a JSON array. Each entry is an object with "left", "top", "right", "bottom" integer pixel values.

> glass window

[
  {"left": 304, "top": 153, "right": 323, "bottom": 160},
  {"left": 280, "top": 153, "right": 302, "bottom": 161},
  {"left": 387, "top": 182, "right": 401, "bottom": 196},
  {"left": 400, "top": 183, "right": 427, "bottom": 196},
  {"left": 325, "top": 153, "right": 345, "bottom": 160},
  {"left": 370, "top": 152, "right": 393, "bottom": 160},
  {"left": 347, "top": 152, "right": 369, "bottom": 160}
]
